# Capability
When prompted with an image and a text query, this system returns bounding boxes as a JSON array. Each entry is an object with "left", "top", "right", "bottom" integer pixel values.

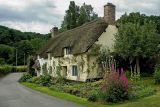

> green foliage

[
  {"left": 0, "top": 65, "right": 13, "bottom": 74},
  {"left": 115, "top": 20, "right": 159, "bottom": 76},
  {"left": 0, "top": 25, "right": 49, "bottom": 65},
  {"left": 56, "top": 65, "right": 62, "bottom": 78},
  {"left": 27, "top": 55, "right": 36, "bottom": 76},
  {"left": 125, "top": 71, "right": 131, "bottom": 78},
  {"left": 61, "top": 1, "right": 79, "bottom": 30},
  {"left": 78, "top": 3, "right": 98, "bottom": 26},
  {"left": 117, "top": 12, "right": 160, "bottom": 34},
  {"left": 19, "top": 72, "right": 33, "bottom": 82},
  {"left": 0, "top": 25, "right": 48, "bottom": 45},
  {"left": 61, "top": 1, "right": 98, "bottom": 31},
  {"left": 42, "top": 63, "right": 47, "bottom": 74},
  {"left": 87, "top": 44, "right": 101, "bottom": 56},
  {"left": 0, "top": 58, "right": 5, "bottom": 65},
  {"left": 28, "top": 74, "right": 53, "bottom": 86},
  {"left": 0, "top": 44, "right": 14, "bottom": 64},
  {"left": 97, "top": 49, "right": 111, "bottom": 63},
  {"left": 14, "top": 66, "right": 28, "bottom": 72},
  {"left": 22, "top": 80, "right": 160, "bottom": 107},
  {"left": 28, "top": 76, "right": 41, "bottom": 84},
  {"left": 30, "top": 38, "right": 47, "bottom": 51},
  {"left": 154, "top": 64, "right": 160, "bottom": 84},
  {"left": 116, "top": 12, "right": 160, "bottom": 78},
  {"left": 115, "top": 22, "right": 159, "bottom": 59},
  {"left": 87, "top": 94, "right": 97, "bottom": 102},
  {"left": 50, "top": 80, "right": 102, "bottom": 98},
  {"left": 102, "top": 82, "right": 128, "bottom": 103},
  {"left": 28, "top": 75, "right": 65, "bottom": 87},
  {"left": 0, "top": 65, "right": 27, "bottom": 75},
  {"left": 16, "top": 40, "right": 34, "bottom": 65},
  {"left": 129, "top": 84, "right": 155, "bottom": 100},
  {"left": 101, "top": 72, "right": 129, "bottom": 103}
]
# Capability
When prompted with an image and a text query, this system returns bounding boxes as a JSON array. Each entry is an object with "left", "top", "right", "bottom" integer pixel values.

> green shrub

[
  {"left": 154, "top": 64, "right": 160, "bottom": 84},
  {"left": 0, "top": 58, "right": 5, "bottom": 65},
  {"left": 0, "top": 65, "right": 12, "bottom": 74},
  {"left": 141, "top": 72, "right": 153, "bottom": 77},
  {"left": 125, "top": 70, "right": 131, "bottom": 78},
  {"left": 88, "top": 94, "right": 97, "bottom": 102},
  {"left": 28, "top": 77, "right": 40, "bottom": 83},
  {"left": 129, "top": 84, "right": 155, "bottom": 100},
  {"left": 19, "top": 72, "right": 33, "bottom": 82},
  {"left": 15, "top": 66, "right": 27, "bottom": 72},
  {"left": 101, "top": 71, "right": 129, "bottom": 103},
  {"left": 103, "top": 81, "right": 128, "bottom": 103},
  {"left": 38, "top": 74, "right": 52, "bottom": 86},
  {"left": 0, "top": 65, "right": 27, "bottom": 75}
]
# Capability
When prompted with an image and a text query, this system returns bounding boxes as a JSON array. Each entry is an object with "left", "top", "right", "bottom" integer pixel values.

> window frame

[
  {"left": 64, "top": 47, "right": 71, "bottom": 55},
  {"left": 72, "top": 65, "right": 78, "bottom": 76}
]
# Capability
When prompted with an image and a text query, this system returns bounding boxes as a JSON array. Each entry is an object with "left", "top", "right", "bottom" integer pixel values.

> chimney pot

[
  {"left": 50, "top": 27, "right": 59, "bottom": 38},
  {"left": 104, "top": 3, "right": 116, "bottom": 25}
]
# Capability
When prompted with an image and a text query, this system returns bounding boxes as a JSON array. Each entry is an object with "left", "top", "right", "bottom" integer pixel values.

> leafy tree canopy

[
  {"left": 115, "top": 12, "right": 160, "bottom": 78},
  {"left": 117, "top": 12, "right": 160, "bottom": 34},
  {"left": 0, "top": 25, "right": 49, "bottom": 65},
  {"left": 60, "top": 1, "right": 98, "bottom": 32}
]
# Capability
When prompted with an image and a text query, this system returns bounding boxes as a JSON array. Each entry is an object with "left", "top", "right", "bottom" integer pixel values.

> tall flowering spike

[
  {"left": 121, "top": 67, "right": 124, "bottom": 75},
  {"left": 111, "top": 64, "right": 115, "bottom": 71},
  {"left": 119, "top": 69, "right": 129, "bottom": 92}
]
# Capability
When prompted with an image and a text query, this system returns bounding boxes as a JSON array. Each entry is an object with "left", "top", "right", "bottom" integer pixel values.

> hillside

[{"left": 0, "top": 25, "right": 50, "bottom": 65}]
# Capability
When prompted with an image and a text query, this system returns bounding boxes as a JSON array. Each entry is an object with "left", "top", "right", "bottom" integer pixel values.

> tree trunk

[
  {"left": 130, "top": 65, "right": 133, "bottom": 79},
  {"left": 136, "top": 57, "right": 140, "bottom": 79},
  {"left": 134, "top": 64, "right": 136, "bottom": 79}
]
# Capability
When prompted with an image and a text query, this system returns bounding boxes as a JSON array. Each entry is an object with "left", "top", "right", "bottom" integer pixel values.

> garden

[{"left": 19, "top": 64, "right": 160, "bottom": 107}]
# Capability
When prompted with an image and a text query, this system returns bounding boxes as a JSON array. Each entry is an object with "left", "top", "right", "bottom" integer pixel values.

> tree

[
  {"left": 30, "top": 38, "right": 47, "bottom": 51},
  {"left": 16, "top": 40, "right": 34, "bottom": 65},
  {"left": 77, "top": 3, "right": 98, "bottom": 26},
  {"left": 117, "top": 12, "right": 160, "bottom": 34},
  {"left": 62, "top": 1, "right": 79, "bottom": 30},
  {"left": 0, "top": 25, "right": 49, "bottom": 65},
  {"left": 114, "top": 22, "right": 159, "bottom": 79},
  {"left": 78, "top": 2, "right": 98, "bottom": 24},
  {"left": 60, "top": 2, "right": 98, "bottom": 32},
  {"left": 0, "top": 44, "right": 14, "bottom": 64}
]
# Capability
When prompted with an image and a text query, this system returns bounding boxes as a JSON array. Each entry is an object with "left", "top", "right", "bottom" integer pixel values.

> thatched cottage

[{"left": 34, "top": 3, "right": 118, "bottom": 82}]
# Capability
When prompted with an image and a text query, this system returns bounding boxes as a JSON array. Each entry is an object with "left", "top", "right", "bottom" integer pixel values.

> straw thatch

[{"left": 38, "top": 18, "right": 108, "bottom": 58}]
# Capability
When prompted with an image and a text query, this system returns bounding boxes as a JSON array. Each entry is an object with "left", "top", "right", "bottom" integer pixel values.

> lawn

[{"left": 22, "top": 77, "right": 160, "bottom": 107}]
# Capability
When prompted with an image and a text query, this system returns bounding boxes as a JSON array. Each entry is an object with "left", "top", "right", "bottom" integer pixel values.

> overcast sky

[{"left": 0, "top": 0, "right": 159, "bottom": 34}]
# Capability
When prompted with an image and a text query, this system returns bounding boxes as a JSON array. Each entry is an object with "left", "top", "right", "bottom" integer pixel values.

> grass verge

[
  {"left": 22, "top": 80, "right": 160, "bottom": 107},
  {"left": 22, "top": 82, "right": 99, "bottom": 107}
]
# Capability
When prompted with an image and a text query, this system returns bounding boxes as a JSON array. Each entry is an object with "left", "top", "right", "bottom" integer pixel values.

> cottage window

[
  {"left": 64, "top": 47, "right": 71, "bottom": 55},
  {"left": 72, "top": 65, "right": 78, "bottom": 76}
]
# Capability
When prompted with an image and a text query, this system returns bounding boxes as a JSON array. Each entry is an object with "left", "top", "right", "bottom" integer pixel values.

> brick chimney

[
  {"left": 104, "top": 3, "right": 116, "bottom": 25},
  {"left": 50, "top": 27, "right": 59, "bottom": 38}
]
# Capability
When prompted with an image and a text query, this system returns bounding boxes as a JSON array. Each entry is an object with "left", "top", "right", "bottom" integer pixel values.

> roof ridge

[
  {"left": 38, "top": 18, "right": 107, "bottom": 57},
  {"left": 55, "top": 18, "right": 104, "bottom": 38}
]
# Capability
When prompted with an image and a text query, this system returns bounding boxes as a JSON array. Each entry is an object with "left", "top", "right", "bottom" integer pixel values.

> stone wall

[{"left": 48, "top": 54, "right": 89, "bottom": 81}]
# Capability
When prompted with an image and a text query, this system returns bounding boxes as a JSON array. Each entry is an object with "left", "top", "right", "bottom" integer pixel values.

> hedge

[{"left": 0, "top": 65, "right": 27, "bottom": 75}]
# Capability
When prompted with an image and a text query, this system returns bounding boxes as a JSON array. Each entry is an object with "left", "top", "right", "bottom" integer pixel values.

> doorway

[{"left": 61, "top": 66, "right": 67, "bottom": 77}]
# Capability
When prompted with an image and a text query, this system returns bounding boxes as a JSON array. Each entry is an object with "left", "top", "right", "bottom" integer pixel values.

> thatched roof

[{"left": 38, "top": 18, "right": 108, "bottom": 58}]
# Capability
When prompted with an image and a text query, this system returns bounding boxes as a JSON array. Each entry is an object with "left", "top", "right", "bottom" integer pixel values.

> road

[{"left": 0, "top": 73, "right": 83, "bottom": 107}]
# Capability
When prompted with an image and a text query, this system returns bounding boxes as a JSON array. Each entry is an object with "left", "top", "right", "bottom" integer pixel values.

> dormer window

[{"left": 64, "top": 47, "right": 71, "bottom": 55}]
